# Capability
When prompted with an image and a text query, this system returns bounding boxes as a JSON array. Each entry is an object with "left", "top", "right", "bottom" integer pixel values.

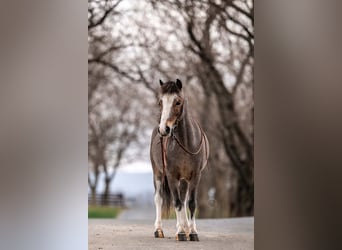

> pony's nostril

[{"left": 165, "top": 126, "right": 170, "bottom": 134}]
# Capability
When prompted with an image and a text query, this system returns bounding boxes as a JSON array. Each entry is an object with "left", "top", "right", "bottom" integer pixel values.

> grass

[{"left": 88, "top": 206, "right": 122, "bottom": 219}]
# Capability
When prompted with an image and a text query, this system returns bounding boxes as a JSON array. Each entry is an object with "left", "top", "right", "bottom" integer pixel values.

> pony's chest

[{"left": 166, "top": 141, "right": 199, "bottom": 167}]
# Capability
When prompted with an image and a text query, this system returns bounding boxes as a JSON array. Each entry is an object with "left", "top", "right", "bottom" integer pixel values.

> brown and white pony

[{"left": 150, "top": 79, "right": 209, "bottom": 241}]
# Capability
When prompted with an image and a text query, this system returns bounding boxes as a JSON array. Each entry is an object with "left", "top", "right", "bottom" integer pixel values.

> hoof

[
  {"left": 189, "top": 233, "right": 199, "bottom": 241},
  {"left": 176, "top": 233, "right": 187, "bottom": 241},
  {"left": 154, "top": 229, "right": 164, "bottom": 238}
]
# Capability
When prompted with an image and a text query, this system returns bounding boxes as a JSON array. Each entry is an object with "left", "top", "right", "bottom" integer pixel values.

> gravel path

[
  {"left": 89, "top": 216, "right": 254, "bottom": 250},
  {"left": 116, "top": 204, "right": 155, "bottom": 221}
]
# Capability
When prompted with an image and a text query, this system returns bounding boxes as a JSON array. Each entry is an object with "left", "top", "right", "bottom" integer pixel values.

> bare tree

[
  {"left": 148, "top": 0, "right": 254, "bottom": 216},
  {"left": 88, "top": 0, "right": 163, "bottom": 205},
  {"left": 88, "top": 88, "right": 141, "bottom": 204},
  {"left": 88, "top": 0, "right": 147, "bottom": 204}
]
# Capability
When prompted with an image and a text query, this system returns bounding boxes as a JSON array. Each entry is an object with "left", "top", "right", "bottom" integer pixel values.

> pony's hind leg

[{"left": 154, "top": 179, "right": 164, "bottom": 238}]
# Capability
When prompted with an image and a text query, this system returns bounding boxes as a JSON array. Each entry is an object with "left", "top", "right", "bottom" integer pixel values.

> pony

[{"left": 150, "top": 79, "right": 209, "bottom": 241}]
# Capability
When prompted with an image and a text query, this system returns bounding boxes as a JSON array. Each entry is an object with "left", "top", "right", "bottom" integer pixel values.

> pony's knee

[{"left": 179, "top": 179, "right": 188, "bottom": 202}]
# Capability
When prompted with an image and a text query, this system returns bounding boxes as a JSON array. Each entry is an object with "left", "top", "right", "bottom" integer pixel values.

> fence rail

[{"left": 88, "top": 193, "right": 125, "bottom": 207}]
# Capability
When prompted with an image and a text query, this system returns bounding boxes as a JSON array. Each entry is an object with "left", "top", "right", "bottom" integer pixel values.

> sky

[
  {"left": 89, "top": 160, "right": 154, "bottom": 200},
  {"left": 120, "top": 160, "right": 152, "bottom": 173}
]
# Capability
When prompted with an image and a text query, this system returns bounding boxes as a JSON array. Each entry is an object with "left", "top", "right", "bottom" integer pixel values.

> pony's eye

[
  {"left": 176, "top": 101, "right": 181, "bottom": 106},
  {"left": 159, "top": 100, "right": 162, "bottom": 106}
]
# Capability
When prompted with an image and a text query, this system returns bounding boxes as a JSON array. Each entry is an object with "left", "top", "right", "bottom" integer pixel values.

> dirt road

[{"left": 89, "top": 215, "right": 254, "bottom": 250}]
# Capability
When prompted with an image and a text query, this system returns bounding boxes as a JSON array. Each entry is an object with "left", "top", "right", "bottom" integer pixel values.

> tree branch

[
  {"left": 88, "top": 0, "right": 122, "bottom": 30},
  {"left": 230, "top": 1, "right": 253, "bottom": 24},
  {"left": 88, "top": 58, "right": 138, "bottom": 82}
]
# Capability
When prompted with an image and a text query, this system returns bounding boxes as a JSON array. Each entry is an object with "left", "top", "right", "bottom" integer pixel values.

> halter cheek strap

[
  {"left": 172, "top": 103, "right": 184, "bottom": 135},
  {"left": 176, "top": 103, "right": 184, "bottom": 123}
]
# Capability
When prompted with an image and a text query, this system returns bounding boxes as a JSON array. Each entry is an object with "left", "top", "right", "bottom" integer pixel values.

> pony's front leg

[
  {"left": 187, "top": 179, "right": 200, "bottom": 241},
  {"left": 154, "top": 180, "right": 164, "bottom": 238},
  {"left": 174, "top": 202, "right": 190, "bottom": 241},
  {"left": 171, "top": 179, "right": 190, "bottom": 241}
]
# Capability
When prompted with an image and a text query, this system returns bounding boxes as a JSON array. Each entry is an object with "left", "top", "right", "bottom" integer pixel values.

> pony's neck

[{"left": 174, "top": 100, "right": 196, "bottom": 146}]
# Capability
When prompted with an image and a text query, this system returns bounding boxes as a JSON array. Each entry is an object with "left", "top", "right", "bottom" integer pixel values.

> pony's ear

[
  {"left": 176, "top": 79, "right": 182, "bottom": 90},
  {"left": 159, "top": 79, "right": 164, "bottom": 86}
]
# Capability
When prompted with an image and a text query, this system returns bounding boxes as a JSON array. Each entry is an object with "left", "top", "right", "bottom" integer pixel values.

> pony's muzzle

[{"left": 158, "top": 126, "right": 171, "bottom": 137}]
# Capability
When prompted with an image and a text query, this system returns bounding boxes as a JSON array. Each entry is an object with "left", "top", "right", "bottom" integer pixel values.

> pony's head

[{"left": 158, "top": 79, "right": 184, "bottom": 137}]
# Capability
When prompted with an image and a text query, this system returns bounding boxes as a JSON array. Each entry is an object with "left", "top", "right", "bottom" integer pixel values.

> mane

[{"left": 160, "top": 81, "right": 181, "bottom": 95}]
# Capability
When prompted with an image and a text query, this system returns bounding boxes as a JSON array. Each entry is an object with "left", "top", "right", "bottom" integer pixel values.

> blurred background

[
  {"left": 2, "top": 0, "right": 341, "bottom": 249},
  {"left": 88, "top": 0, "right": 253, "bottom": 219}
]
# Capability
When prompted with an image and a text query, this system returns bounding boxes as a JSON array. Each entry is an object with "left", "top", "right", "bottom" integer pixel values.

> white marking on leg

[
  {"left": 154, "top": 180, "right": 163, "bottom": 230},
  {"left": 189, "top": 215, "right": 197, "bottom": 233},
  {"left": 175, "top": 208, "right": 180, "bottom": 232},
  {"left": 175, "top": 204, "right": 190, "bottom": 235},
  {"left": 188, "top": 190, "right": 198, "bottom": 234}
]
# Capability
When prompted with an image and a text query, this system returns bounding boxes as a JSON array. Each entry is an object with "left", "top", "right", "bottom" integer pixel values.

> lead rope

[
  {"left": 172, "top": 121, "right": 205, "bottom": 155},
  {"left": 160, "top": 136, "right": 168, "bottom": 187}
]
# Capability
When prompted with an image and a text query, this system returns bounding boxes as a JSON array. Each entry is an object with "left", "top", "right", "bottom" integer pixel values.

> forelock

[{"left": 160, "top": 81, "right": 181, "bottom": 95}]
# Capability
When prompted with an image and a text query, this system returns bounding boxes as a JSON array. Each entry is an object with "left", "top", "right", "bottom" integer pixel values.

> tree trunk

[
  {"left": 90, "top": 186, "right": 97, "bottom": 206},
  {"left": 196, "top": 62, "right": 254, "bottom": 217},
  {"left": 103, "top": 178, "right": 110, "bottom": 206},
  {"left": 213, "top": 82, "right": 254, "bottom": 217},
  {"left": 233, "top": 174, "right": 254, "bottom": 216},
  {"left": 197, "top": 91, "right": 232, "bottom": 218}
]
